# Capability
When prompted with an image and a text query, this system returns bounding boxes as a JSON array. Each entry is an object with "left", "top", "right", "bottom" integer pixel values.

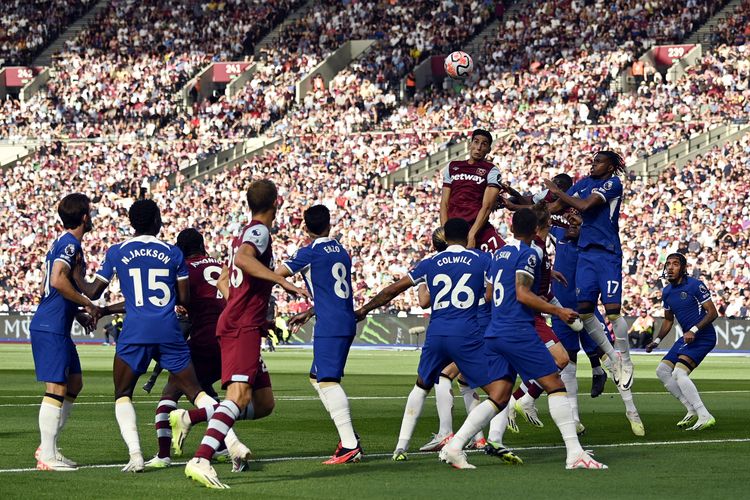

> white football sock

[
  {"left": 39, "top": 397, "right": 62, "bottom": 460},
  {"left": 434, "top": 377, "right": 454, "bottom": 436},
  {"left": 59, "top": 397, "right": 74, "bottom": 432},
  {"left": 673, "top": 366, "right": 711, "bottom": 419},
  {"left": 656, "top": 362, "right": 693, "bottom": 412},
  {"left": 617, "top": 386, "right": 638, "bottom": 414},
  {"left": 396, "top": 385, "right": 428, "bottom": 451},
  {"left": 548, "top": 392, "right": 584, "bottom": 459},
  {"left": 582, "top": 314, "right": 616, "bottom": 358},
  {"left": 560, "top": 362, "right": 579, "bottom": 422},
  {"left": 115, "top": 397, "right": 141, "bottom": 456},
  {"left": 459, "top": 382, "right": 485, "bottom": 441},
  {"left": 488, "top": 406, "right": 509, "bottom": 444},
  {"left": 446, "top": 400, "right": 498, "bottom": 452},
  {"left": 610, "top": 315, "right": 631, "bottom": 363},
  {"left": 320, "top": 383, "right": 358, "bottom": 449},
  {"left": 310, "top": 378, "right": 330, "bottom": 412}
]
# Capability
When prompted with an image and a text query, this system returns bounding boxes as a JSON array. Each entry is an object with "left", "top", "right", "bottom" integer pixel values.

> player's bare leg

[{"left": 113, "top": 356, "right": 145, "bottom": 473}]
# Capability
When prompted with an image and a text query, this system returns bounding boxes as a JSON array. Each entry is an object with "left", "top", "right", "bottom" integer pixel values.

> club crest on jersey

[
  {"left": 603, "top": 180, "right": 613, "bottom": 191},
  {"left": 527, "top": 255, "right": 537, "bottom": 268},
  {"left": 680, "top": 292, "right": 688, "bottom": 300},
  {"left": 699, "top": 284, "right": 709, "bottom": 295},
  {"left": 476, "top": 168, "right": 486, "bottom": 176},
  {"left": 64, "top": 244, "right": 76, "bottom": 256}
]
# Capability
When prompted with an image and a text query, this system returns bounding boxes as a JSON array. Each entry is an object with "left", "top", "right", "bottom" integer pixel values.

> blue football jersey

[
  {"left": 409, "top": 245, "right": 491, "bottom": 337},
  {"left": 283, "top": 237, "right": 355, "bottom": 337},
  {"left": 30, "top": 232, "right": 85, "bottom": 335},
  {"left": 567, "top": 175, "right": 623, "bottom": 255},
  {"left": 662, "top": 277, "right": 715, "bottom": 334},
  {"left": 550, "top": 226, "right": 578, "bottom": 307},
  {"left": 96, "top": 235, "right": 188, "bottom": 344},
  {"left": 486, "top": 240, "right": 540, "bottom": 336}
]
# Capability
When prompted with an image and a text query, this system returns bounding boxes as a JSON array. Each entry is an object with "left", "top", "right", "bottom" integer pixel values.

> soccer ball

[{"left": 444, "top": 51, "right": 473, "bottom": 79}]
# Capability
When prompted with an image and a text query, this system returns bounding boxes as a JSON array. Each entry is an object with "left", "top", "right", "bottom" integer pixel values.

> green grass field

[{"left": 1, "top": 344, "right": 749, "bottom": 499}]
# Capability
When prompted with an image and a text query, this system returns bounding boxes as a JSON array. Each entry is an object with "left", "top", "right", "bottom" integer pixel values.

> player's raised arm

[
  {"left": 468, "top": 182, "right": 500, "bottom": 248},
  {"left": 543, "top": 178, "right": 604, "bottom": 213},
  {"left": 646, "top": 309, "right": 674, "bottom": 352},
  {"left": 355, "top": 276, "right": 414, "bottom": 321}
]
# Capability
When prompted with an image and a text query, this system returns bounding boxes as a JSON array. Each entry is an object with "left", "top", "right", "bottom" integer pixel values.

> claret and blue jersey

[{"left": 95, "top": 235, "right": 188, "bottom": 345}]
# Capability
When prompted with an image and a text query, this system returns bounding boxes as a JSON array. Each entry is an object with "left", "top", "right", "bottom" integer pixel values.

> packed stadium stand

[{"left": 0, "top": 0, "right": 748, "bottom": 319}]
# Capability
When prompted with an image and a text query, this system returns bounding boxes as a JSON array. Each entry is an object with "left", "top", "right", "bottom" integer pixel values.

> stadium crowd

[
  {"left": 0, "top": 0, "right": 95, "bottom": 67},
  {"left": 0, "top": 0, "right": 748, "bottom": 321}
]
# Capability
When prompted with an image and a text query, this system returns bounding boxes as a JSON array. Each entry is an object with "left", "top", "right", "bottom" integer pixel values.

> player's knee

[
  {"left": 254, "top": 398, "right": 275, "bottom": 420},
  {"left": 114, "top": 389, "right": 133, "bottom": 400},
  {"left": 416, "top": 378, "right": 432, "bottom": 391},
  {"left": 318, "top": 378, "right": 341, "bottom": 386},
  {"left": 566, "top": 350, "right": 578, "bottom": 364},
  {"left": 674, "top": 359, "right": 694, "bottom": 376},
  {"left": 655, "top": 362, "right": 673, "bottom": 381},
  {"left": 440, "top": 372, "right": 455, "bottom": 382},
  {"left": 67, "top": 379, "right": 83, "bottom": 396},
  {"left": 606, "top": 312, "right": 622, "bottom": 322}
]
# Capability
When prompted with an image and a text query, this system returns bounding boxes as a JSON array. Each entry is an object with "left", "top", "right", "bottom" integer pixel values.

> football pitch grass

[{"left": 0, "top": 345, "right": 748, "bottom": 499}]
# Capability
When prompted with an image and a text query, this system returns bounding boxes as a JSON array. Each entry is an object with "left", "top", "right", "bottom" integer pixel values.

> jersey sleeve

[
  {"left": 241, "top": 224, "right": 270, "bottom": 255},
  {"left": 95, "top": 246, "right": 116, "bottom": 283},
  {"left": 283, "top": 246, "right": 313, "bottom": 275},
  {"left": 694, "top": 280, "right": 712, "bottom": 304},
  {"left": 54, "top": 238, "right": 81, "bottom": 269},
  {"left": 408, "top": 258, "right": 430, "bottom": 285},
  {"left": 486, "top": 166, "right": 501, "bottom": 188},
  {"left": 517, "top": 249, "right": 537, "bottom": 280},
  {"left": 567, "top": 179, "right": 585, "bottom": 198},
  {"left": 592, "top": 176, "right": 623, "bottom": 202},
  {"left": 442, "top": 165, "right": 453, "bottom": 186}
]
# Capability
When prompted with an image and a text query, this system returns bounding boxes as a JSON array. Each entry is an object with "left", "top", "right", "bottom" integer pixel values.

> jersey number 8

[{"left": 331, "top": 262, "right": 350, "bottom": 299}]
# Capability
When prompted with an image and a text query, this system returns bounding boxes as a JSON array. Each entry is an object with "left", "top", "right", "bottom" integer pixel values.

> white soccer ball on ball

[{"left": 444, "top": 51, "right": 473, "bottom": 80}]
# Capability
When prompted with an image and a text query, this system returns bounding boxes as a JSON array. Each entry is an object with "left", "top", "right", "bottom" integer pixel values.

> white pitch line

[
  {"left": 1, "top": 438, "right": 748, "bottom": 474},
  {"left": 0, "top": 390, "right": 749, "bottom": 408}
]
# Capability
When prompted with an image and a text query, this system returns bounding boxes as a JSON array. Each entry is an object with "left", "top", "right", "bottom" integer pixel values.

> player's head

[
  {"left": 246, "top": 179, "right": 278, "bottom": 216},
  {"left": 431, "top": 226, "right": 448, "bottom": 252},
  {"left": 303, "top": 204, "right": 331, "bottom": 237},
  {"left": 511, "top": 208, "right": 537, "bottom": 241},
  {"left": 591, "top": 150, "right": 626, "bottom": 179},
  {"left": 469, "top": 129, "right": 492, "bottom": 161},
  {"left": 552, "top": 173, "right": 573, "bottom": 192},
  {"left": 564, "top": 212, "right": 582, "bottom": 240},
  {"left": 663, "top": 252, "right": 688, "bottom": 284},
  {"left": 531, "top": 202, "right": 550, "bottom": 231},
  {"left": 443, "top": 218, "right": 470, "bottom": 246},
  {"left": 175, "top": 228, "right": 206, "bottom": 257},
  {"left": 58, "top": 193, "right": 93, "bottom": 233},
  {"left": 128, "top": 199, "right": 162, "bottom": 236}
]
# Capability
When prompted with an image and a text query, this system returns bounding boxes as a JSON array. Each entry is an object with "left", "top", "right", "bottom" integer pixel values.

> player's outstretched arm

[
  {"left": 439, "top": 187, "right": 451, "bottom": 227},
  {"left": 355, "top": 276, "right": 413, "bottom": 321},
  {"left": 288, "top": 307, "right": 315, "bottom": 334},
  {"left": 102, "top": 300, "right": 126, "bottom": 316},
  {"left": 515, "top": 271, "right": 578, "bottom": 323},
  {"left": 235, "top": 244, "right": 309, "bottom": 298},
  {"left": 417, "top": 283, "right": 431, "bottom": 308},
  {"left": 544, "top": 179, "right": 604, "bottom": 213},
  {"left": 646, "top": 310, "right": 674, "bottom": 352},
  {"left": 468, "top": 185, "right": 500, "bottom": 247}
]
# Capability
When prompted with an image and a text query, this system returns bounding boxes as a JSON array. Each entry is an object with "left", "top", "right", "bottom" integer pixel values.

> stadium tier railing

[
  {"left": 630, "top": 123, "right": 750, "bottom": 176},
  {"left": 295, "top": 40, "right": 376, "bottom": 104}
]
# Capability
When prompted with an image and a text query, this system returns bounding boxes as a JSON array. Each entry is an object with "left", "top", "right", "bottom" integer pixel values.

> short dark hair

[
  {"left": 129, "top": 199, "right": 161, "bottom": 234},
  {"left": 512, "top": 208, "right": 537, "bottom": 237},
  {"left": 304, "top": 204, "right": 330, "bottom": 235},
  {"left": 444, "top": 218, "right": 470, "bottom": 243},
  {"left": 552, "top": 173, "right": 573, "bottom": 192},
  {"left": 471, "top": 128, "right": 493, "bottom": 145},
  {"left": 58, "top": 193, "right": 90, "bottom": 229},
  {"left": 175, "top": 228, "right": 205, "bottom": 257},
  {"left": 247, "top": 179, "right": 278, "bottom": 213},
  {"left": 432, "top": 227, "right": 448, "bottom": 252}
]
